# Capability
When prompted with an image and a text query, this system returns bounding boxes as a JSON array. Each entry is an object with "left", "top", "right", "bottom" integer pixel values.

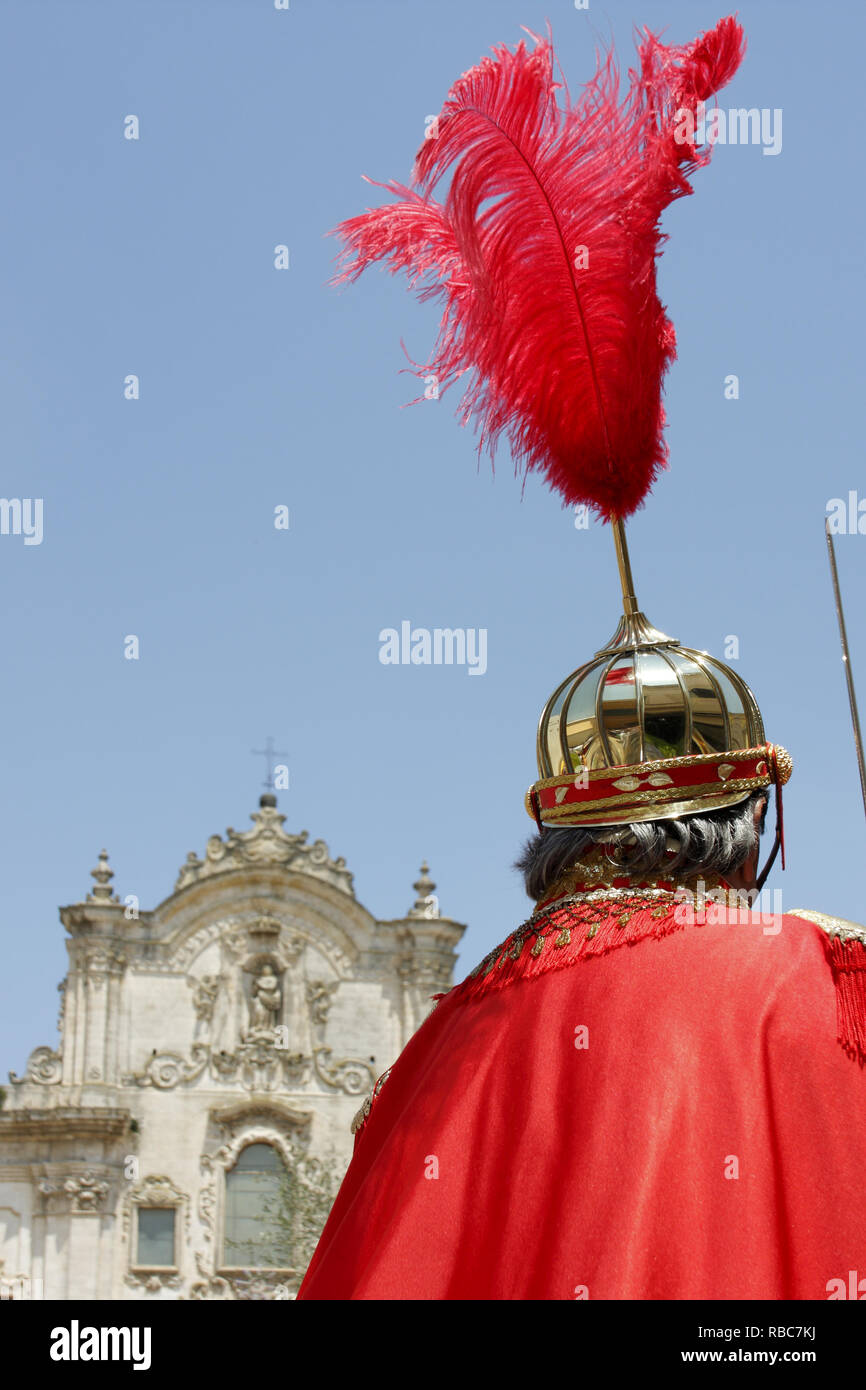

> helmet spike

[{"left": 611, "top": 517, "right": 639, "bottom": 618}]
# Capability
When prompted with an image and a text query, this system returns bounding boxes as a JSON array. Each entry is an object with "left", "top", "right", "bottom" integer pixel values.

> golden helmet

[{"left": 527, "top": 525, "right": 792, "bottom": 829}]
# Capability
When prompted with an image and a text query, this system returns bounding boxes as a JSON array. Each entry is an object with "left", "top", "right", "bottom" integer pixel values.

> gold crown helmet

[{"left": 527, "top": 521, "right": 793, "bottom": 831}]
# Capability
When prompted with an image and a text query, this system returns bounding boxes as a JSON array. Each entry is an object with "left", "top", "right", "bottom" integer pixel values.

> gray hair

[{"left": 515, "top": 790, "right": 770, "bottom": 901}]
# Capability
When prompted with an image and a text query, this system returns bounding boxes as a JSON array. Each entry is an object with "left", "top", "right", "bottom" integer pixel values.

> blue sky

[{"left": 1, "top": 0, "right": 864, "bottom": 1072}]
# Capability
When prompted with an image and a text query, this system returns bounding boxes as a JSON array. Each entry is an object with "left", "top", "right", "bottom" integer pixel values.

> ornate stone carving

[
  {"left": 68, "top": 1172, "right": 111, "bottom": 1211},
  {"left": 394, "top": 951, "right": 454, "bottom": 995},
  {"left": 189, "top": 974, "right": 221, "bottom": 1041},
  {"left": 173, "top": 800, "right": 354, "bottom": 897},
  {"left": 0, "top": 1261, "right": 41, "bottom": 1302},
  {"left": 190, "top": 975, "right": 220, "bottom": 1022},
  {"left": 188, "top": 1276, "right": 233, "bottom": 1299},
  {"left": 203, "top": 1126, "right": 303, "bottom": 1178},
  {"left": 248, "top": 915, "right": 284, "bottom": 943},
  {"left": 123, "top": 1044, "right": 210, "bottom": 1090},
  {"left": 227, "top": 1270, "right": 296, "bottom": 1300},
  {"left": 122, "top": 1174, "right": 190, "bottom": 1243},
  {"left": 125, "top": 1270, "right": 182, "bottom": 1292},
  {"left": 209, "top": 1099, "right": 312, "bottom": 1140},
  {"left": 87, "top": 849, "right": 119, "bottom": 903},
  {"left": 77, "top": 946, "right": 127, "bottom": 986},
  {"left": 312, "top": 1047, "right": 375, "bottom": 1096},
  {"left": 0, "top": 791, "right": 467, "bottom": 1303},
  {"left": 187, "top": 1265, "right": 297, "bottom": 1301},
  {"left": 407, "top": 862, "right": 441, "bottom": 919},
  {"left": 8, "top": 1045, "right": 62, "bottom": 1086},
  {"left": 39, "top": 1169, "right": 111, "bottom": 1213},
  {"left": 208, "top": 934, "right": 306, "bottom": 1053},
  {"left": 0, "top": 1108, "right": 131, "bottom": 1140},
  {"left": 167, "top": 919, "right": 238, "bottom": 974},
  {"left": 245, "top": 963, "right": 282, "bottom": 1039},
  {"left": 212, "top": 1040, "right": 306, "bottom": 1092},
  {"left": 223, "top": 925, "right": 304, "bottom": 968},
  {"left": 188, "top": 1251, "right": 233, "bottom": 1300},
  {"left": 198, "top": 1157, "right": 217, "bottom": 1242},
  {"left": 166, "top": 913, "right": 353, "bottom": 979},
  {"left": 306, "top": 979, "right": 338, "bottom": 1026},
  {"left": 124, "top": 1035, "right": 370, "bottom": 1096},
  {"left": 196, "top": 1126, "right": 307, "bottom": 1273}
]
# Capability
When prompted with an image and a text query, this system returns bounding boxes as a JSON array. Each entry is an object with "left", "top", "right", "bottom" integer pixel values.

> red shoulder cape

[{"left": 298, "top": 893, "right": 866, "bottom": 1300}]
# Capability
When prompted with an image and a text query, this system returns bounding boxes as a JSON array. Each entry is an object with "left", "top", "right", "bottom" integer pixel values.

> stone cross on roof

[{"left": 251, "top": 736, "right": 288, "bottom": 793}]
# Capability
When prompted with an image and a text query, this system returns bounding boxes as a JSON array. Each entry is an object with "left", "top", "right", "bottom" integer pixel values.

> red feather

[{"left": 331, "top": 18, "right": 745, "bottom": 518}]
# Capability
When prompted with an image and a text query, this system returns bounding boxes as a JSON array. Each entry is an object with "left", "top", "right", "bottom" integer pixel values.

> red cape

[{"left": 298, "top": 894, "right": 866, "bottom": 1300}]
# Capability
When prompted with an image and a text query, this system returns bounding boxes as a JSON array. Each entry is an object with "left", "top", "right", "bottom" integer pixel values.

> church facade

[{"left": 0, "top": 794, "right": 464, "bottom": 1300}]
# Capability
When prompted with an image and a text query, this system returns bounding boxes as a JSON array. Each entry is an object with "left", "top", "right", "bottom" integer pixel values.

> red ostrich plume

[{"left": 330, "top": 17, "right": 745, "bottom": 519}]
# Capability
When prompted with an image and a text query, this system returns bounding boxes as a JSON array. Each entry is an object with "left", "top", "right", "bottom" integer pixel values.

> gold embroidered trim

[
  {"left": 350, "top": 1066, "right": 392, "bottom": 1136},
  {"left": 463, "top": 864, "right": 732, "bottom": 989},
  {"left": 467, "top": 890, "right": 678, "bottom": 981},
  {"left": 535, "top": 774, "right": 765, "bottom": 818},
  {"left": 787, "top": 908, "right": 866, "bottom": 947},
  {"left": 531, "top": 746, "right": 775, "bottom": 789}
]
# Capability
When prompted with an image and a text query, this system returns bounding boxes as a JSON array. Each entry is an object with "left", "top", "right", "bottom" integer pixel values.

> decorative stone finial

[
  {"left": 173, "top": 800, "right": 355, "bottom": 897},
  {"left": 87, "top": 849, "right": 119, "bottom": 903},
  {"left": 409, "top": 862, "right": 440, "bottom": 919}
]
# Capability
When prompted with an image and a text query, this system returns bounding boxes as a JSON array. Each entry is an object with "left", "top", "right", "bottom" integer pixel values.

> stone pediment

[
  {"left": 209, "top": 1099, "right": 312, "bottom": 1136},
  {"left": 174, "top": 796, "right": 354, "bottom": 898}
]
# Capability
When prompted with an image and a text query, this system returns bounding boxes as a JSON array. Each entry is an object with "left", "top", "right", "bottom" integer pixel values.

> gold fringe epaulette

[{"left": 789, "top": 909, "right": 866, "bottom": 1065}]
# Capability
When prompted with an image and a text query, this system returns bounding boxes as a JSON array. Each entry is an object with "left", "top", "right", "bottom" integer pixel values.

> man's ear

[{"left": 753, "top": 794, "right": 769, "bottom": 837}]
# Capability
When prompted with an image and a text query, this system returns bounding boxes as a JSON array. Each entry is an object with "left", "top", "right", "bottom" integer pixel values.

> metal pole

[{"left": 825, "top": 519, "right": 866, "bottom": 819}]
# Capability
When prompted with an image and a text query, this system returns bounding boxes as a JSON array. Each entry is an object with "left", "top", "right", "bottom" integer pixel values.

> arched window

[{"left": 223, "top": 1142, "right": 292, "bottom": 1269}]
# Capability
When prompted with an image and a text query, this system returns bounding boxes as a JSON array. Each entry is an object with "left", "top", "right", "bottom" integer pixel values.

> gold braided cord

[{"left": 529, "top": 774, "right": 768, "bottom": 820}]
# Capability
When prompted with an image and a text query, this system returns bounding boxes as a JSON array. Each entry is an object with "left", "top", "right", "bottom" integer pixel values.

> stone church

[{"left": 0, "top": 794, "right": 465, "bottom": 1300}]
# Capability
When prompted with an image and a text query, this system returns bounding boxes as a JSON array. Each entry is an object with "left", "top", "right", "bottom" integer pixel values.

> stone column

[
  {"left": 61, "top": 970, "right": 85, "bottom": 1085},
  {"left": 39, "top": 1168, "right": 112, "bottom": 1301},
  {"left": 104, "top": 962, "right": 126, "bottom": 1084},
  {"left": 81, "top": 950, "right": 125, "bottom": 1084}
]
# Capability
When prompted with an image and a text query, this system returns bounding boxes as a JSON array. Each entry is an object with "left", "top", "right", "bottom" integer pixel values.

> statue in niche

[{"left": 247, "top": 962, "right": 282, "bottom": 1038}]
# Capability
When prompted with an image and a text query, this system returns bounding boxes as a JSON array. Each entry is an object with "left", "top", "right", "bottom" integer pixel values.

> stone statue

[
  {"left": 193, "top": 976, "right": 220, "bottom": 1021},
  {"left": 306, "top": 979, "right": 337, "bottom": 1029},
  {"left": 249, "top": 963, "right": 281, "bottom": 1034}
]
